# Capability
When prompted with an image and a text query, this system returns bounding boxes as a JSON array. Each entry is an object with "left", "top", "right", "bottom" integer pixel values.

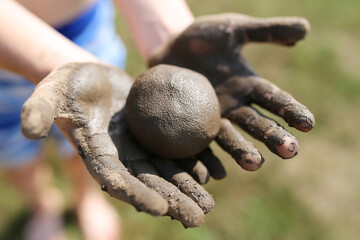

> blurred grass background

[{"left": 1, "top": 0, "right": 360, "bottom": 239}]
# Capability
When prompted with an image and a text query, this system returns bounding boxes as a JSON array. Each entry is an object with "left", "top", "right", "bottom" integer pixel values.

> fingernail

[
  {"left": 293, "top": 117, "right": 315, "bottom": 132},
  {"left": 239, "top": 153, "right": 264, "bottom": 171},
  {"left": 275, "top": 136, "right": 299, "bottom": 159}
]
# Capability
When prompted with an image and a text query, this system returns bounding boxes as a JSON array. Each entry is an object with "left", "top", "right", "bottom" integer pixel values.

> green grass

[{"left": 1, "top": 0, "right": 360, "bottom": 239}]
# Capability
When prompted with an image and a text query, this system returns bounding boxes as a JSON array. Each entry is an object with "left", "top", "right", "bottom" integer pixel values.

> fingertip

[
  {"left": 197, "top": 148, "right": 227, "bottom": 180},
  {"left": 176, "top": 158, "right": 210, "bottom": 185},
  {"left": 212, "top": 168, "right": 227, "bottom": 180},
  {"left": 271, "top": 17, "right": 311, "bottom": 45},
  {"left": 175, "top": 172, "right": 215, "bottom": 214},
  {"left": 198, "top": 172, "right": 210, "bottom": 185},
  {"left": 21, "top": 98, "right": 54, "bottom": 139},
  {"left": 293, "top": 113, "right": 315, "bottom": 132},
  {"left": 275, "top": 136, "right": 299, "bottom": 159},
  {"left": 181, "top": 209, "right": 205, "bottom": 228},
  {"left": 288, "top": 17, "right": 310, "bottom": 37},
  {"left": 199, "top": 194, "right": 215, "bottom": 214},
  {"left": 289, "top": 17, "right": 311, "bottom": 40},
  {"left": 238, "top": 152, "right": 264, "bottom": 171},
  {"left": 293, "top": 120, "right": 314, "bottom": 132},
  {"left": 280, "top": 104, "right": 315, "bottom": 132},
  {"left": 135, "top": 190, "right": 169, "bottom": 216},
  {"left": 299, "top": 17, "right": 311, "bottom": 34}
]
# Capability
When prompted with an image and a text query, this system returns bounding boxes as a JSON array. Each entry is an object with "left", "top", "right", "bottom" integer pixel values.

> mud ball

[{"left": 125, "top": 64, "right": 221, "bottom": 159}]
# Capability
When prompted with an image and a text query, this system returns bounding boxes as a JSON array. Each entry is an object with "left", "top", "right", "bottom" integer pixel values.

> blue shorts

[{"left": 0, "top": 0, "right": 127, "bottom": 169}]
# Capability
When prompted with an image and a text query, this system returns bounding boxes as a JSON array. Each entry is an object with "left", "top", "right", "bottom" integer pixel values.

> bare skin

[
  {"left": 16, "top": 0, "right": 96, "bottom": 27},
  {"left": 150, "top": 13, "right": 315, "bottom": 168}
]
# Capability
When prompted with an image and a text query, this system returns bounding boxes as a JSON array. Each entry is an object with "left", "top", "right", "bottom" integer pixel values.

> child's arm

[
  {"left": 114, "top": 0, "right": 194, "bottom": 61},
  {"left": 0, "top": 0, "right": 97, "bottom": 83}
]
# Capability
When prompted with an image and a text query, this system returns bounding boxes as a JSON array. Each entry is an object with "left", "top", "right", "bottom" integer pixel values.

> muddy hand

[
  {"left": 150, "top": 13, "right": 315, "bottom": 168},
  {"left": 20, "top": 62, "right": 216, "bottom": 227}
]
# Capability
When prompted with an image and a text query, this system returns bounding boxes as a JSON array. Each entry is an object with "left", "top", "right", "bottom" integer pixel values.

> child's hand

[
  {"left": 20, "top": 62, "right": 218, "bottom": 227},
  {"left": 150, "top": 13, "right": 315, "bottom": 163}
]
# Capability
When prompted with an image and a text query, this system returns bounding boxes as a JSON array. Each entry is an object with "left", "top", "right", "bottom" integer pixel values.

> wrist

[
  {"left": 145, "top": 6, "right": 194, "bottom": 61},
  {"left": 35, "top": 46, "right": 98, "bottom": 83},
  {"left": 116, "top": 0, "right": 194, "bottom": 61},
  {"left": 22, "top": 28, "right": 100, "bottom": 83}
]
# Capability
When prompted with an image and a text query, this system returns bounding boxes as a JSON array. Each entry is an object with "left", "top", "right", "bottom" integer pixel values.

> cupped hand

[
  {"left": 150, "top": 13, "right": 315, "bottom": 169},
  {"left": 20, "top": 62, "right": 224, "bottom": 227}
]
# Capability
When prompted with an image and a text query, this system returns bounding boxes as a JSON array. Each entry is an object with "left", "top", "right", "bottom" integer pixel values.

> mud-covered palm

[
  {"left": 150, "top": 13, "right": 315, "bottom": 167},
  {"left": 20, "top": 62, "right": 224, "bottom": 227}
]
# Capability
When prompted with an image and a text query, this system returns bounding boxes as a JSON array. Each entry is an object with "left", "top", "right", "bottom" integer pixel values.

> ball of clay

[{"left": 125, "top": 64, "right": 221, "bottom": 159}]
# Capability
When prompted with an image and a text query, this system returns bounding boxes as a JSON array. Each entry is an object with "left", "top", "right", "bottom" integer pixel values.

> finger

[
  {"left": 196, "top": 147, "right": 226, "bottom": 180},
  {"left": 151, "top": 157, "right": 215, "bottom": 214},
  {"left": 21, "top": 69, "right": 68, "bottom": 139},
  {"left": 249, "top": 77, "right": 315, "bottom": 132},
  {"left": 95, "top": 156, "right": 168, "bottom": 216},
  {"left": 21, "top": 97, "right": 55, "bottom": 139},
  {"left": 228, "top": 106, "right": 299, "bottom": 159},
  {"left": 74, "top": 130, "right": 168, "bottom": 216},
  {"left": 235, "top": 14, "right": 310, "bottom": 45},
  {"left": 175, "top": 157, "right": 210, "bottom": 184},
  {"left": 108, "top": 114, "right": 205, "bottom": 227},
  {"left": 216, "top": 118, "right": 264, "bottom": 171},
  {"left": 128, "top": 159, "right": 205, "bottom": 228},
  {"left": 184, "top": 14, "right": 309, "bottom": 51}
]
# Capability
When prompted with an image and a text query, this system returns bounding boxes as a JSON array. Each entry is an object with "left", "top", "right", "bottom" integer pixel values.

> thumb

[
  {"left": 21, "top": 96, "right": 55, "bottom": 139},
  {"left": 21, "top": 68, "right": 68, "bottom": 139}
]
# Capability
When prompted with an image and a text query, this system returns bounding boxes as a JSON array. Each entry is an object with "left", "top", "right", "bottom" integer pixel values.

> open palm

[
  {"left": 150, "top": 13, "right": 315, "bottom": 166},
  {"left": 21, "top": 62, "right": 220, "bottom": 227}
]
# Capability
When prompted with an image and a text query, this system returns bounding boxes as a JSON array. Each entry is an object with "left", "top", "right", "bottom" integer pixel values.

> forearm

[
  {"left": 114, "top": 0, "right": 194, "bottom": 61},
  {"left": 0, "top": 0, "right": 97, "bottom": 84}
]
